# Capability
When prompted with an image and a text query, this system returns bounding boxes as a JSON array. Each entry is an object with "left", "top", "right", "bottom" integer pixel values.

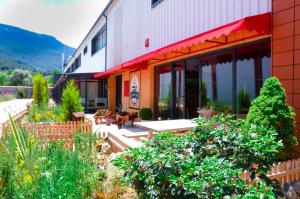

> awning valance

[{"left": 94, "top": 12, "right": 271, "bottom": 79}]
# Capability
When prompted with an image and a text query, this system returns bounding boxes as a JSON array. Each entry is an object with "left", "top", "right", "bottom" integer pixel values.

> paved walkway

[{"left": 0, "top": 99, "right": 32, "bottom": 134}]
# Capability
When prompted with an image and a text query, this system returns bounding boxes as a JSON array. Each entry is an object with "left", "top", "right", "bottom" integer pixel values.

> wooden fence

[
  {"left": 241, "top": 159, "right": 300, "bottom": 186},
  {"left": 23, "top": 120, "right": 93, "bottom": 149}
]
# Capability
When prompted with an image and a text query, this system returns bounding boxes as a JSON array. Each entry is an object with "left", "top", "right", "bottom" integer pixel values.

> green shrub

[
  {"left": 114, "top": 115, "right": 283, "bottom": 198},
  {"left": 0, "top": 116, "right": 105, "bottom": 198},
  {"left": 61, "top": 80, "right": 83, "bottom": 121},
  {"left": 139, "top": 108, "right": 153, "bottom": 120},
  {"left": 247, "top": 77, "right": 297, "bottom": 160},
  {"left": 237, "top": 88, "right": 250, "bottom": 114},
  {"left": 33, "top": 74, "right": 49, "bottom": 106},
  {"left": 17, "top": 88, "right": 25, "bottom": 99}
]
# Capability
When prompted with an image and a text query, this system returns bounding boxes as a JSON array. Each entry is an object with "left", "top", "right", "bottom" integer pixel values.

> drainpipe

[{"left": 104, "top": 13, "right": 108, "bottom": 71}]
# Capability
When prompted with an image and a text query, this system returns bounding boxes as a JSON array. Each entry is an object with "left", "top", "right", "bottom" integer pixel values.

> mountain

[{"left": 0, "top": 23, "right": 75, "bottom": 72}]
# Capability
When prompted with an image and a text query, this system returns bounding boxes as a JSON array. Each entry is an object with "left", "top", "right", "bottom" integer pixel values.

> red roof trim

[{"left": 94, "top": 12, "right": 271, "bottom": 79}]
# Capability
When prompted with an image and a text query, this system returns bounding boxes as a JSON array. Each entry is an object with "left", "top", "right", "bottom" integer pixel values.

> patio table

[{"left": 134, "top": 119, "right": 197, "bottom": 139}]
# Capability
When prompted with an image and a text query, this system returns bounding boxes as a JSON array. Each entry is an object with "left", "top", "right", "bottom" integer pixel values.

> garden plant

[
  {"left": 17, "top": 88, "right": 25, "bottom": 99},
  {"left": 33, "top": 74, "right": 49, "bottom": 106},
  {"left": 247, "top": 77, "right": 297, "bottom": 160},
  {"left": 114, "top": 115, "right": 283, "bottom": 198},
  {"left": 61, "top": 79, "right": 83, "bottom": 121},
  {"left": 0, "top": 116, "right": 106, "bottom": 198},
  {"left": 139, "top": 108, "right": 153, "bottom": 120}
]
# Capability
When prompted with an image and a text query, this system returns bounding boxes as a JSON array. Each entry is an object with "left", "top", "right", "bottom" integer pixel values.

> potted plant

[{"left": 139, "top": 108, "right": 153, "bottom": 121}]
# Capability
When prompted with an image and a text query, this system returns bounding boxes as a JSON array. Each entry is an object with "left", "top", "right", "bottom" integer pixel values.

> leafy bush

[
  {"left": 61, "top": 80, "right": 83, "bottom": 121},
  {"left": 33, "top": 74, "right": 49, "bottom": 106},
  {"left": 237, "top": 88, "right": 250, "bottom": 114},
  {"left": 247, "top": 77, "right": 297, "bottom": 160},
  {"left": 28, "top": 104, "right": 62, "bottom": 123},
  {"left": 17, "top": 88, "right": 25, "bottom": 99},
  {"left": 114, "top": 115, "right": 283, "bottom": 198},
  {"left": 139, "top": 108, "right": 153, "bottom": 120},
  {"left": 0, "top": 117, "right": 105, "bottom": 198}
]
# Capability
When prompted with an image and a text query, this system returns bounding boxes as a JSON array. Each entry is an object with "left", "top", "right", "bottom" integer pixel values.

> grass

[{"left": 0, "top": 94, "right": 15, "bottom": 102}]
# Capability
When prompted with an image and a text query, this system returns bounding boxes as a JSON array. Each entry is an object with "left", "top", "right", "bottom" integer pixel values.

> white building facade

[{"left": 57, "top": 0, "right": 272, "bottom": 116}]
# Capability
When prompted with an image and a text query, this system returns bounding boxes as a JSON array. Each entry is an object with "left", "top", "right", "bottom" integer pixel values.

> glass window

[
  {"left": 174, "top": 62, "right": 185, "bottom": 119},
  {"left": 92, "top": 26, "right": 106, "bottom": 55},
  {"left": 202, "top": 52, "right": 233, "bottom": 113},
  {"left": 152, "top": 0, "right": 163, "bottom": 7},
  {"left": 236, "top": 42, "right": 271, "bottom": 114},
  {"left": 186, "top": 58, "right": 200, "bottom": 118},
  {"left": 156, "top": 64, "right": 172, "bottom": 120}
]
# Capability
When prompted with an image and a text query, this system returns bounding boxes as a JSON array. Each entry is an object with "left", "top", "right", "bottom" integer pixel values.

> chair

[{"left": 116, "top": 112, "right": 138, "bottom": 129}]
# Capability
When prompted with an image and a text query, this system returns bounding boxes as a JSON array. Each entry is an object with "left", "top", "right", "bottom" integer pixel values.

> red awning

[{"left": 94, "top": 12, "right": 271, "bottom": 79}]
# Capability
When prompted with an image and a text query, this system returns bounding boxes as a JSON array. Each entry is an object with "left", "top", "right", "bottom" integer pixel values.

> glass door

[
  {"left": 155, "top": 64, "right": 172, "bottom": 120},
  {"left": 186, "top": 58, "right": 200, "bottom": 118},
  {"left": 174, "top": 62, "right": 185, "bottom": 119}
]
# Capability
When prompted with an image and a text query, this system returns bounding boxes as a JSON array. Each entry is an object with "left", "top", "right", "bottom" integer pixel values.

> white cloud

[{"left": 0, "top": 0, "right": 110, "bottom": 47}]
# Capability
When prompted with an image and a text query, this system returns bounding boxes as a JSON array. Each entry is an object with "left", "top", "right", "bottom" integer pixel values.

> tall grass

[{"left": 0, "top": 115, "right": 105, "bottom": 198}]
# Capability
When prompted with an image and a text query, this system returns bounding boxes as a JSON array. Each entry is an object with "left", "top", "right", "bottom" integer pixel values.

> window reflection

[
  {"left": 157, "top": 65, "right": 172, "bottom": 120},
  {"left": 154, "top": 40, "right": 271, "bottom": 118},
  {"left": 175, "top": 62, "right": 184, "bottom": 119},
  {"left": 202, "top": 52, "right": 233, "bottom": 113}
]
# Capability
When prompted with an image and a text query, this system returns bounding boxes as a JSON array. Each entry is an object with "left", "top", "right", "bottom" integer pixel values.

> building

[{"left": 54, "top": 0, "right": 300, "bottom": 134}]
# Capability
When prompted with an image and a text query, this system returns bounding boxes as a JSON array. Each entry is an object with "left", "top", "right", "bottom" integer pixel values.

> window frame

[
  {"left": 153, "top": 38, "right": 271, "bottom": 119},
  {"left": 91, "top": 26, "right": 106, "bottom": 56},
  {"left": 151, "top": 0, "right": 163, "bottom": 8}
]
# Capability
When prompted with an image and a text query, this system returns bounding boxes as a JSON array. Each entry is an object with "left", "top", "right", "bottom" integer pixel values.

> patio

[{"left": 86, "top": 113, "right": 197, "bottom": 151}]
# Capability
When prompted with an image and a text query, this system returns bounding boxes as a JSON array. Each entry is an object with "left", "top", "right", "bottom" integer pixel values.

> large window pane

[
  {"left": 236, "top": 41, "right": 271, "bottom": 114},
  {"left": 262, "top": 55, "right": 271, "bottom": 82},
  {"left": 174, "top": 62, "right": 184, "bottom": 119},
  {"left": 157, "top": 65, "right": 172, "bottom": 119},
  {"left": 202, "top": 52, "right": 233, "bottom": 113},
  {"left": 186, "top": 58, "right": 200, "bottom": 118}
]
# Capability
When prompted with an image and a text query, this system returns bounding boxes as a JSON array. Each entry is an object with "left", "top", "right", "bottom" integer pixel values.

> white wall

[
  {"left": 106, "top": 0, "right": 271, "bottom": 69},
  {"left": 64, "top": 17, "right": 106, "bottom": 74}
]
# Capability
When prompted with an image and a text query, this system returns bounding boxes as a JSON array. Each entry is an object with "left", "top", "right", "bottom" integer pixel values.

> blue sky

[{"left": 0, "top": 0, "right": 110, "bottom": 47}]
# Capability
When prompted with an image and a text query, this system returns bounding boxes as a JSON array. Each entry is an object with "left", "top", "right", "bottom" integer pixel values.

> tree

[
  {"left": 247, "top": 77, "right": 297, "bottom": 160},
  {"left": 33, "top": 74, "right": 49, "bottom": 106},
  {"left": 61, "top": 80, "right": 83, "bottom": 121},
  {"left": 8, "top": 69, "right": 32, "bottom": 86}
]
